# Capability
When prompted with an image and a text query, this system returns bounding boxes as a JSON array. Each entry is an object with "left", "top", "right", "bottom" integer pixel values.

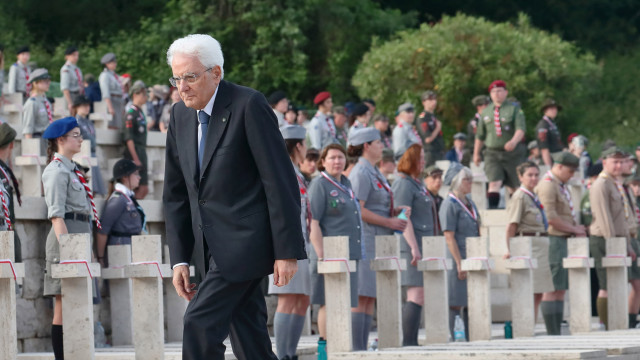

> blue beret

[
  {"left": 43, "top": 117, "right": 79, "bottom": 139},
  {"left": 280, "top": 125, "right": 306, "bottom": 140},
  {"left": 348, "top": 127, "right": 380, "bottom": 146}
]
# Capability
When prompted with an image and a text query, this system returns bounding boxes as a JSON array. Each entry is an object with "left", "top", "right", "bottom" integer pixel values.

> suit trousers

[{"left": 182, "top": 258, "right": 277, "bottom": 360}]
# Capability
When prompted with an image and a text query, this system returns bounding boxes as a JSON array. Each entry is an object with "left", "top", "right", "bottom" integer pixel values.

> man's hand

[
  {"left": 473, "top": 153, "right": 481, "bottom": 167},
  {"left": 504, "top": 140, "right": 516, "bottom": 152},
  {"left": 172, "top": 265, "right": 196, "bottom": 301},
  {"left": 133, "top": 158, "right": 142, "bottom": 167},
  {"left": 273, "top": 259, "right": 298, "bottom": 287}
]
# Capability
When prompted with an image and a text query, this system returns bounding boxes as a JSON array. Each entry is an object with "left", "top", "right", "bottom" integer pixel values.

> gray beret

[
  {"left": 28, "top": 68, "right": 50, "bottom": 84},
  {"left": 453, "top": 132, "right": 467, "bottom": 141},
  {"left": 397, "top": 102, "right": 415, "bottom": 114},
  {"left": 444, "top": 162, "right": 464, "bottom": 186},
  {"left": 527, "top": 140, "right": 538, "bottom": 151},
  {"left": 129, "top": 80, "right": 146, "bottom": 97},
  {"left": 280, "top": 125, "right": 306, "bottom": 140},
  {"left": 100, "top": 52, "right": 116, "bottom": 65},
  {"left": 348, "top": 127, "right": 380, "bottom": 146}
]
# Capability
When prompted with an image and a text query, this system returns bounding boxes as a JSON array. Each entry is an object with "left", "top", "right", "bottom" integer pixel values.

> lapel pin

[{"left": 222, "top": 117, "right": 227, "bottom": 122}]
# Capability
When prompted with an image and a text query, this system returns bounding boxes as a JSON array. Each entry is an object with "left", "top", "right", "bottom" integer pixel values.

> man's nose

[{"left": 178, "top": 80, "right": 190, "bottom": 92}]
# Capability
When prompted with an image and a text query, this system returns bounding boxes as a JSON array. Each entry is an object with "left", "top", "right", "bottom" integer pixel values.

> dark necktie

[{"left": 198, "top": 111, "right": 210, "bottom": 169}]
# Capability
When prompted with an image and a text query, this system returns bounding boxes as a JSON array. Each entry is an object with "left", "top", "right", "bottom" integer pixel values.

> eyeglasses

[
  {"left": 169, "top": 68, "right": 212, "bottom": 87},
  {"left": 65, "top": 132, "right": 83, "bottom": 139}
]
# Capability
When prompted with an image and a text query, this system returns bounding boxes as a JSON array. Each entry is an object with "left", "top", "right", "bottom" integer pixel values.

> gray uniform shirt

[
  {"left": 392, "top": 173, "right": 437, "bottom": 252},
  {"left": 22, "top": 95, "right": 51, "bottom": 135},
  {"left": 60, "top": 62, "right": 83, "bottom": 92},
  {"left": 7, "top": 62, "right": 30, "bottom": 94},
  {"left": 99, "top": 68, "right": 123, "bottom": 98},
  {"left": 98, "top": 184, "right": 143, "bottom": 242},
  {"left": 392, "top": 121, "right": 420, "bottom": 159},
  {"left": 308, "top": 111, "right": 338, "bottom": 150},
  {"left": 308, "top": 172, "right": 363, "bottom": 260},
  {"left": 42, "top": 153, "right": 92, "bottom": 219},
  {"left": 293, "top": 163, "right": 310, "bottom": 244}
]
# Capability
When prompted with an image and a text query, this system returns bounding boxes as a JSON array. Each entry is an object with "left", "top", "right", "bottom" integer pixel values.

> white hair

[
  {"left": 450, "top": 167, "right": 473, "bottom": 192},
  {"left": 167, "top": 34, "right": 225, "bottom": 79}
]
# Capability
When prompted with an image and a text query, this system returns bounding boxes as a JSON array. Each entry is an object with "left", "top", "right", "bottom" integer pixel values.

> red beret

[
  {"left": 488, "top": 80, "right": 507, "bottom": 92},
  {"left": 567, "top": 133, "right": 578, "bottom": 144},
  {"left": 313, "top": 91, "right": 331, "bottom": 105}
]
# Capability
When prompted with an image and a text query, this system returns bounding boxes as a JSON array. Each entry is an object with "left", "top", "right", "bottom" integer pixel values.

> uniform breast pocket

[
  {"left": 326, "top": 196, "right": 346, "bottom": 215},
  {"left": 70, "top": 180, "right": 84, "bottom": 192}
]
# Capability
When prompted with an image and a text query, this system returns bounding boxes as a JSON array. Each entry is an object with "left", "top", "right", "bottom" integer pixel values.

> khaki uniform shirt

[
  {"left": 22, "top": 95, "right": 52, "bottom": 135},
  {"left": 507, "top": 188, "right": 546, "bottom": 234},
  {"left": 535, "top": 172, "right": 575, "bottom": 236},
  {"left": 99, "top": 68, "right": 123, "bottom": 98},
  {"left": 7, "top": 62, "right": 30, "bottom": 94},
  {"left": 476, "top": 102, "right": 526, "bottom": 149},
  {"left": 60, "top": 62, "right": 83, "bottom": 93},
  {"left": 589, "top": 173, "right": 630, "bottom": 239},
  {"left": 42, "top": 153, "right": 92, "bottom": 219}
]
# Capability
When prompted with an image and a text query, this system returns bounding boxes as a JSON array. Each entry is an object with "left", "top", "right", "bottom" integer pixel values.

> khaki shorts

[
  {"left": 483, "top": 145, "right": 524, "bottom": 189},
  {"left": 589, "top": 235, "right": 607, "bottom": 290},
  {"left": 549, "top": 235, "right": 568, "bottom": 291}
]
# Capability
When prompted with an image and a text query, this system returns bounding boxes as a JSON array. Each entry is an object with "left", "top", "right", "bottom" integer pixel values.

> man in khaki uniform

[
  {"left": 474, "top": 80, "right": 526, "bottom": 209},
  {"left": 536, "top": 152, "right": 586, "bottom": 335},
  {"left": 590, "top": 146, "right": 633, "bottom": 329},
  {"left": 623, "top": 156, "right": 640, "bottom": 328}
]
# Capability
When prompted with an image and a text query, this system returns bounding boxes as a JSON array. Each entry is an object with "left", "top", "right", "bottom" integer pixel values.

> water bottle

[
  {"left": 394, "top": 209, "right": 408, "bottom": 234},
  {"left": 504, "top": 321, "right": 513, "bottom": 339},
  {"left": 317, "top": 338, "right": 327, "bottom": 360},
  {"left": 94, "top": 321, "right": 108, "bottom": 348},
  {"left": 453, "top": 315, "right": 466, "bottom": 342},
  {"left": 368, "top": 338, "right": 378, "bottom": 351}
]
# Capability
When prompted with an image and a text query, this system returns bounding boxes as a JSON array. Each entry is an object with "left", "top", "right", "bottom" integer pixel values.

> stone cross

[
  {"left": 90, "top": 101, "right": 113, "bottom": 130},
  {"left": 317, "top": 236, "right": 356, "bottom": 353},
  {"left": 417, "top": 236, "right": 452, "bottom": 344},
  {"left": 51, "top": 233, "right": 101, "bottom": 360},
  {"left": 461, "top": 236, "right": 494, "bottom": 341},
  {"left": 602, "top": 237, "right": 631, "bottom": 330},
  {"left": 100, "top": 244, "right": 133, "bottom": 346},
  {"left": 562, "top": 237, "right": 593, "bottom": 334},
  {"left": 53, "top": 97, "right": 70, "bottom": 118},
  {"left": 505, "top": 237, "right": 538, "bottom": 338},
  {"left": 14, "top": 138, "right": 46, "bottom": 197},
  {"left": 0, "top": 231, "right": 24, "bottom": 360},
  {"left": 371, "top": 235, "right": 406, "bottom": 349},
  {"left": 0, "top": 93, "right": 24, "bottom": 137},
  {"left": 470, "top": 163, "right": 488, "bottom": 210},
  {"left": 125, "top": 235, "right": 170, "bottom": 360}
]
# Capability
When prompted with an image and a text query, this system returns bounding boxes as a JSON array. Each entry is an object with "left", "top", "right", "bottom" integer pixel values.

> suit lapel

[
  {"left": 181, "top": 106, "right": 199, "bottom": 186},
  {"left": 200, "top": 81, "right": 231, "bottom": 179}
]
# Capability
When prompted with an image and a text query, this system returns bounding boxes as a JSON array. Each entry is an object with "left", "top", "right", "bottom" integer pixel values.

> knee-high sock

[
  {"left": 596, "top": 297, "right": 608, "bottom": 330},
  {"left": 51, "top": 324, "right": 64, "bottom": 360},
  {"left": 487, "top": 192, "right": 500, "bottom": 209},
  {"left": 363, "top": 314, "right": 373, "bottom": 349},
  {"left": 462, "top": 307, "right": 469, "bottom": 341},
  {"left": 287, "top": 314, "right": 306, "bottom": 357},
  {"left": 351, "top": 312, "right": 366, "bottom": 350},
  {"left": 554, "top": 301, "right": 564, "bottom": 335},
  {"left": 402, "top": 302, "right": 422, "bottom": 346},
  {"left": 540, "top": 301, "right": 557, "bottom": 335},
  {"left": 273, "top": 312, "right": 292, "bottom": 359}
]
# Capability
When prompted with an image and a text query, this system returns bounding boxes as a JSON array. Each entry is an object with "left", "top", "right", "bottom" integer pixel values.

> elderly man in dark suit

[{"left": 164, "top": 34, "right": 306, "bottom": 360}]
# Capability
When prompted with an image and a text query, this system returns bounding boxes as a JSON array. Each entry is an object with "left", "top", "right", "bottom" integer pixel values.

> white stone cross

[
  {"left": 0, "top": 231, "right": 24, "bottom": 360},
  {"left": 505, "top": 237, "right": 538, "bottom": 338},
  {"left": 90, "top": 101, "right": 113, "bottom": 130},
  {"left": 461, "top": 236, "right": 494, "bottom": 341},
  {"left": 602, "top": 237, "right": 631, "bottom": 330},
  {"left": 100, "top": 244, "right": 133, "bottom": 346},
  {"left": 163, "top": 244, "right": 190, "bottom": 343},
  {"left": 14, "top": 138, "right": 46, "bottom": 197},
  {"left": 562, "top": 237, "right": 594, "bottom": 334}
]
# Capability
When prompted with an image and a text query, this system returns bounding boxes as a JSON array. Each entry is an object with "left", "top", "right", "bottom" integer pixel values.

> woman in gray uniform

[
  {"left": 348, "top": 127, "right": 408, "bottom": 350},
  {"left": 308, "top": 143, "right": 362, "bottom": 347},
  {"left": 267, "top": 125, "right": 311, "bottom": 360},
  {"left": 42, "top": 117, "right": 101, "bottom": 360},
  {"left": 98, "top": 53, "right": 124, "bottom": 129},
  {"left": 96, "top": 158, "right": 145, "bottom": 267},
  {"left": 22, "top": 68, "right": 53, "bottom": 139},
  {"left": 439, "top": 162, "right": 480, "bottom": 340},
  {"left": 392, "top": 144, "right": 439, "bottom": 346}
]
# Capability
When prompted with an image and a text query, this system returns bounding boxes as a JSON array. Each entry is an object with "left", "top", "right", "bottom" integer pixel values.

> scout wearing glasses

[
  {"left": 392, "top": 102, "right": 421, "bottom": 160},
  {"left": 22, "top": 68, "right": 52, "bottom": 139}
]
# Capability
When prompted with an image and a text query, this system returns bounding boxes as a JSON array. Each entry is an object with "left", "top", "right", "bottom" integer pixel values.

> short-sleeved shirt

[
  {"left": 392, "top": 174, "right": 438, "bottom": 244},
  {"left": 123, "top": 104, "right": 147, "bottom": 147},
  {"left": 7, "top": 62, "right": 30, "bottom": 94},
  {"left": 476, "top": 102, "right": 526, "bottom": 148},
  {"left": 535, "top": 171, "right": 575, "bottom": 236},
  {"left": 349, "top": 121, "right": 367, "bottom": 135},
  {"left": 98, "top": 185, "right": 143, "bottom": 237},
  {"left": 76, "top": 115, "right": 97, "bottom": 155},
  {"left": 22, "top": 95, "right": 51, "bottom": 135},
  {"left": 336, "top": 126, "right": 348, "bottom": 149},
  {"left": 416, "top": 111, "right": 444, "bottom": 152},
  {"left": 308, "top": 112, "right": 338, "bottom": 150},
  {"left": 308, "top": 172, "right": 363, "bottom": 259},
  {"left": 589, "top": 173, "right": 630, "bottom": 239},
  {"left": 507, "top": 188, "right": 546, "bottom": 233},
  {"left": 293, "top": 164, "right": 310, "bottom": 243},
  {"left": 439, "top": 193, "right": 481, "bottom": 258},
  {"left": 536, "top": 116, "right": 563, "bottom": 153},
  {"left": 392, "top": 121, "right": 420, "bottom": 159},
  {"left": 466, "top": 113, "right": 481, "bottom": 149},
  {"left": 60, "top": 62, "right": 83, "bottom": 93},
  {"left": 99, "top": 68, "right": 123, "bottom": 98},
  {"left": 42, "top": 153, "right": 91, "bottom": 219}
]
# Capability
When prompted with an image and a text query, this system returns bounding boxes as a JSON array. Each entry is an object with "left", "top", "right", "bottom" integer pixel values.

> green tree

[{"left": 352, "top": 13, "right": 600, "bottom": 143}]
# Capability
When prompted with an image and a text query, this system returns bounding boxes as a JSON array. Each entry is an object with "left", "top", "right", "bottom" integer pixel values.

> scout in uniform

[
  {"left": 22, "top": 68, "right": 53, "bottom": 140},
  {"left": 445, "top": 132, "right": 471, "bottom": 167},
  {"left": 348, "top": 127, "right": 408, "bottom": 350},
  {"left": 536, "top": 152, "right": 586, "bottom": 335},
  {"left": 308, "top": 91, "right": 338, "bottom": 150},
  {"left": 424, "top": 165, "right": 444, "bottom": 216},
  {"left": 467, "top": 95, "right": 490, "bottom": 152},
  {"left": 527, "top": 140, "right": 543, "bottom": 166},
  {"left": 42, "top": 117, "right": 101, "bottom": 360},
  {"left": 98, "top": 52, "right": 124, "bottom": 129},
  {"left": 268, "top": 90, "right": 288, "bottom": 128},
  {"left": 392, "top": 102, "right": 421, "bottom": 160},
  {"left": 536, "top": 99, "right": 564, "bottom": 167},
  {"left": 348, "top": 103, "right": 371, "bottom": 134},
  {"left": 7, "top": 46, "right": 31, "bottom": 100},
  {"left": 60, "top": 46, "right": 84, "bottom": 115},
  {"left": 439, "top": 162, "right": 481, "bottom": 340},
  {"left": 268, "top": 125, "right": 312, "bottom": 360},
  {"left": 373, "top": 114, "right": 392, "bottom": 149},
  {"left": 0, "top": 123, "right": 22, "bottom": 261},
  {"left": 473, "top": 80, "right": 527, "bottom": 209},
  {"left": 392, "top": 144, "right": 438, "bottom": 345},
  {"left": 96, "top": 159, "right": 145, "bottom": 267},
  {"left": 74, "top": 96, "right": 107, "bottom": 195},
  {"left": 416, "top": 90, "right": 444, "bottom": 167},
  {"left": 504, "top": 161, "right": 555, "bottom": 333},
  {"left": 379, "top": 148, "right": 396, "bottom": 183},
  {"left": 123, "top": 81, "right": 148, "bottom": 199},
  {"left": 332, "top": 106, "right": 349, "bottom": 148}
]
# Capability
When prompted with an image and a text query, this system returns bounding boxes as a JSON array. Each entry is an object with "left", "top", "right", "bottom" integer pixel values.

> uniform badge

[
  {"left": 537, "top": 128, "right": 548, "bottom": 142},
  {"left": 330, "top": 199, "right": 338, "bottom": 208},
  {"left": 139, "top": 126, "right": 145, "bottom": 133},
  {"left": 339, "top": 197, "right": 346, "bottom": 203},
  {"left": 483, "top": 116, "right": 490, "bottom": 123},
  {"left": 376, "top": 182, "right": 383, "bottom": 189},
  {"left": 330, "top": 190, "right": 338, "bottom": 197},
  {"left": 504, "top": 125, "right": 510, "bottom": 131},
  {"left": 421, "top": 122, "right": 427, "bottom": 133}
]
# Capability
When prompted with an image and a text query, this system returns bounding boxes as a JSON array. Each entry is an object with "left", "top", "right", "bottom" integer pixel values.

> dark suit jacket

[{"left": 163, "top": 80, "right": 307, "bottom": 282}]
